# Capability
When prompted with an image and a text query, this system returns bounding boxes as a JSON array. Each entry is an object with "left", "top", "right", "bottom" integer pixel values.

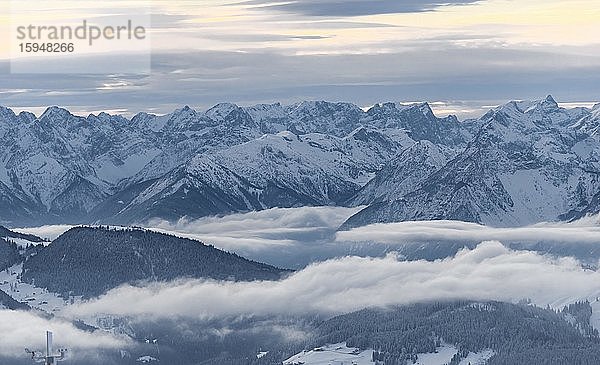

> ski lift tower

[{"left": 26, "top": 331, "right": 68, "bottom": 364}]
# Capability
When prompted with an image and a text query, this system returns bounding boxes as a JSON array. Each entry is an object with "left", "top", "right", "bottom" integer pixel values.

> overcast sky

[{"left": 0, "top": 0, "right": 599, "bottom": 118}]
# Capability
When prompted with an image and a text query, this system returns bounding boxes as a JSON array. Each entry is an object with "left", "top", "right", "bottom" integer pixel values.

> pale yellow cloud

[{"left": 1, "top": 0, "right": 599, "bottom": 59}]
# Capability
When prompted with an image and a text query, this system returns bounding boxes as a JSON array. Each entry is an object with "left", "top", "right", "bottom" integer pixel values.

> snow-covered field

[
  {"left": 459, "top": 350, "right": 495, "bottom": 365},
  {"left": 283, "top": 343, "right": 495, "bottom": 365},
  {"left": 414, "top": 345, "right": 457, "bottom": 365},
  {"left": 0, "top": 263, "right": 69, "bottom": 312},
  {"left": 414, "top": 344, "right": 495, "bottom": 365},
  {"left": 284, "top": 343, "right": 374, "bottom": 365}
]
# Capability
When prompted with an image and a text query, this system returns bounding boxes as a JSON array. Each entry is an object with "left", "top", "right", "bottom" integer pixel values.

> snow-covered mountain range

[{"left": 1, "top": 95, "right": 599, "bottom": 227}]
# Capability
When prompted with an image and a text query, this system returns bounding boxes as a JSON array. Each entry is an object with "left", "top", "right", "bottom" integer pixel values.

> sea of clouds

[
  {"left": 7, "top": 208, "right": 600, "bottom": 357},
  {"left": 63, "top": 241, "right": 600, "bottom": 320},
  {"left": 15, "top": 206, "right": 600, "bottom": 268}
]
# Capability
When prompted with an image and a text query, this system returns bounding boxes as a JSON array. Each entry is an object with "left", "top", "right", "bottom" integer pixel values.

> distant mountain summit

[
  {"left": 342, "top": 95, "right": 600, "bottom": 228},
  {"left": 1, "top": 96, "right": 599, "bottom": 228}
]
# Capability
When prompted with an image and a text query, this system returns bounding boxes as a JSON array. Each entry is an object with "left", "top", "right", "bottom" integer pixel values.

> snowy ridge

[
  {"left": 342, "top": 95, "right": 600, "bottom": 228},
  {"left": 1, "top": 96, "right": 600, "bottom": 227}
]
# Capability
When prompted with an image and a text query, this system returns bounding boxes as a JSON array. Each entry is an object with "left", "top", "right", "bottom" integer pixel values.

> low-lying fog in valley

[{"left": 5, "top": 207, "right": 600, "bottom": 364}]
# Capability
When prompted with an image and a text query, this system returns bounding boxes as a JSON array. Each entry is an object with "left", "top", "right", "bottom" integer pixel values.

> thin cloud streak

[
  {"left": 235, "top": 0, "right": 481, "bottom": 17},
  {"left": 2, "top": 1, "right": 600, "bottom": 112},
  {"left": 336, "top": 216, "right": 600, "bottom": 245}
]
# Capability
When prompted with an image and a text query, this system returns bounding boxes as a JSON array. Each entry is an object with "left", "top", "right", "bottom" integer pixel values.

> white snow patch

[
  {"left": 496, "top": 169, "right": 568, "bottom": 226},
  {"left": 0, "top": 264, "right": 71, "bottom": 312},
  {"left": 136, "top": 355, "right": 159, "bottom": 363},
  {"left": 414, "top": 344, "right": 457, "bottom": 365},
  {"left": 94, "top": 149, "right": 161, "bottom": 184},
  {"left": 459, "top": 349, "right": 495, "bottom": 365},
  {"left": 284, "top": 343, "right": 373, "bottom": 365}
]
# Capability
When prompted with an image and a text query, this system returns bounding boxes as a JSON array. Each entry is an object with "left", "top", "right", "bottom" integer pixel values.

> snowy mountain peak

[
  {"left": 0, "top": 106, "right": 17, "bottom": 123},
  {"left": 500, "top": 100, "right": 522, "bottom": 112},
  {"left": 0, "top": 105, "right": 15, "bottom": 115},
  {"left": 205, "top": 102, "right": 243, "bottom": 119},
  {"left": 545, "top": 94, "right": 558, "bottom": 104},
  {"left": 418, "top": 102, "right": 435, "bottom": 117},
  {"left": 292, "top": 100, "right": 359, "bottom": 110},
  {"left": 243, "top": 103, "right": 287, "bottom": 122},
  {"left": 174, "top": 105, "right": 195, "bottom": 115},
  {"left": 287, "top": 101, "right": 364, "bottom": 121},
  {"left": 367, "top": 101, "right": 440, "bottom": 120},
  {"left": 2, "top": 96, "right": 599, "bottom": 227},
  {"left": 40, "top": 105, "right": 73, "bottom": 120},
  {"left": 536, "top": 94, "right": 560, "bottom": 111},
  {"left": 244, "top": 102, "right": 283, "bottom": 113},
  {"left": 17, "top": 111, "right": 37, "bottom": 123}
]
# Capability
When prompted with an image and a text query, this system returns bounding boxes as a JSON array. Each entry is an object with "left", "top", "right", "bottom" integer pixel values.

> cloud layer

[
  {"left": 16, "top": 208, "right": 600, "bottom": 268},
  {"left": 2, "top": 0, "right": 599, "bottom": 116},
  {"left": 64, "top": 241, "right": 600, "bottom": 321},
  {"left": 147, "top": 206, "right": 361, "bottom": 251},
  {"left": 336, "top": 216, "right": 600, "bottom": 245},
  {"left": 15, "top": 225, "right": 75, "bottom": 241},
  {"left": 0, "top": 310, "right": 128, "bottom": 357}
]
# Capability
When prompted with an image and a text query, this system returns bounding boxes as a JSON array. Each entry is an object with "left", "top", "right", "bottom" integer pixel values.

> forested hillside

[
  {"left": 267, "top": 301, "right": 600, "bottom": 365},
  {"left": 22, "top": 227, "right": 289, "bottom": 297}
]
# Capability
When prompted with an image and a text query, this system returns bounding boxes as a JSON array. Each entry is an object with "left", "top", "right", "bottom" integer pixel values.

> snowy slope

[
  {"left": 2, "top": 96, "right": 600, "bottom": 227},
  {"left": 94, "top": 128, "right": 403, "bottom": 223},
  {"left": 342, "top": 96, "right": 600, "bottom": 229},
  {"left": 349, "top": 140, "right": 454, "bottom": 206},
  {"left": 0, "top": 263, "right": 69, "bottom": 312}
]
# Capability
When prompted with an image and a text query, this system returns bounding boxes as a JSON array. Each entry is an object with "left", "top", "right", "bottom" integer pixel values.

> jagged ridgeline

[
  {"left": 277, "top": 301, "right": 600, "bottom": 365},
  {"left": 21, "top": 227, "right": 289, "bottom": 298},
  {"left": 1, "top": 97, "right": 599, "bottom": 227}
]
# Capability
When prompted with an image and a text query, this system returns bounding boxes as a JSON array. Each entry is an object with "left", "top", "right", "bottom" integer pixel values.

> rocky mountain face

[
  {"left": 342, "top": 96, "right": 600, "bottom": 228},
  {"left": 1, "top": 96, "right": 599, "bottom": 227}
]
